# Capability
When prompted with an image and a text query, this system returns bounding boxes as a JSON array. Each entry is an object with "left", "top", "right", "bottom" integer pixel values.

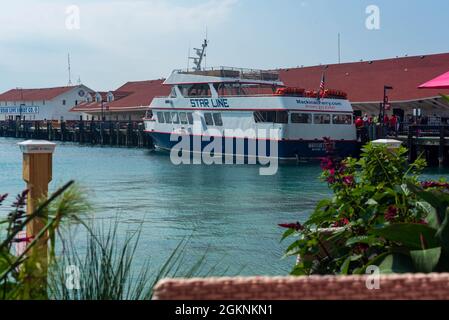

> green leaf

[
  {"left": 340, "top": 256, "right": 351, "bottom": 275},
  {"left": 410, "top": 247, "right": 441, "bottom": 273},
  {"left": 365, "top": 199, "right": 378, "bottom": 206},
  {"left": 281, "top": 228, "right": 296, "bottom": 242},
  {"left": 436, "top": 210, "right": 449, "bottom": 251},
  {"left": 441, "top": 94, "right": 449, "bottom": 104},
  {"left": 0, "top": 249, "right": 16, "bottom": 274},
  {"left": 371, "top": 223, "right": 439, "bottom": 250},
  {"left": 416, "top": 201, "right": 439, "bottom": 229},
  {"left": 407, "top": 182, "right": 449, "bottom": 223},
  {"left": 346, "top": 235, "right": 382, "bottom": 247},
  {"left": 378, "top": 253, "right": 415, "bottom": 274}
]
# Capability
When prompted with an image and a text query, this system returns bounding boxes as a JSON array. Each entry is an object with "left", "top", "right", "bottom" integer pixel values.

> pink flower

[
  {"left": 421, "top": 181, "right": 449, "bottom": 189},
  {"left": 321, "top": 158, "right": 334, "bottom": 171},
  {"left": 342, "top": 176, "right": 355, "bottom": 186},
  {"left": 326, "top": 176, "right": 336, "bottom": 184},
  {"left": 356, "top": 244, "right": 369, "bottom": 253},
  {"left": 279, "top": 222, "right": 304, "bottom": 231},
  {"left": 385, "top": 206, "right": 398, "bottom": 222},
  {"left": 333, "top": 218, "right": 350, "bottom": 227}
]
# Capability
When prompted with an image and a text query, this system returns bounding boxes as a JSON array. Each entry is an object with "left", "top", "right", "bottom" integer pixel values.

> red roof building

[
  {"left": 0, "top": 85, "right": 94, "bottom": 121},
  {"left": 280, "top": 53, "right": 449, "bottom": 118},
  {"left": 71, "top": 80, "right": 169, "bottom": 121}
]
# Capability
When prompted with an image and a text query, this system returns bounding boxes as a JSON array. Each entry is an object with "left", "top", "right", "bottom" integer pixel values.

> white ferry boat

[{"left": 143, "top": 66, "right": 357, "bottom": 161}]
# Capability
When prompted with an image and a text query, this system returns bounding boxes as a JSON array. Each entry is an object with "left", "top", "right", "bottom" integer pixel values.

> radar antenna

[{"left": 189, "top": 38, "right": 208, "bottom": 71}]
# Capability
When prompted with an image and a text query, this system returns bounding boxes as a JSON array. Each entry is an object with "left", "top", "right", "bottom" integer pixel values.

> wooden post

[
  {"left": 79, "top": 120, "right": 84, "bottom": 144},
  {"left": 109, "top": 121, "right": 114, "bottom": 146},
  {"left": 100, "top": 122, "right": 105, "bottom": 145},
  {"left": 116, "top": 122, "right": 121, "bottom": 146},
  {"left": 60, "top": 120, "right": 66, "bottom": 142},
  {"left": 408, "top": 125, "right": 415, "bottom": 163},
  {"left": 18, "top": 140, "right": 56, "bottom": 293}
]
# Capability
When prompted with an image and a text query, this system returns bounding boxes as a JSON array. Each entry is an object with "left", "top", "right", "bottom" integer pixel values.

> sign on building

[{"left": 0, "top": 106, "right": 40, "bottom": 114}]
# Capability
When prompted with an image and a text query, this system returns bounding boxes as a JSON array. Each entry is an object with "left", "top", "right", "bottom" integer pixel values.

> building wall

[
  {"left": 81, "top": 110, "right": 145, "bottom": 121},
  {"left": 0, "top": 85, "right": 92, "bottom": 121}
]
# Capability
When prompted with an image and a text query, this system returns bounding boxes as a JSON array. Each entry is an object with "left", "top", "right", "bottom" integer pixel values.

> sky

[{"left": 1, "top": 0, "right": 449, "bottom": 93}]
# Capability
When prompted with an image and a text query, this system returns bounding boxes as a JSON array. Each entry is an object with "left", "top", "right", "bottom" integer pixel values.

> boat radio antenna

[
  {"left": 67, "top": 53, "right": 73, "bottom": 86},
  {"left": 189, "top": 37, "right": 208, "bottom": 71}
]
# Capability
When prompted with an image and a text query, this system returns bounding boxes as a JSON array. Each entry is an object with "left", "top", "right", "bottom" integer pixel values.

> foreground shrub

[
  {"left": 281, "top": 141, "right": 449, "bottom": 275},
  {"left": 0, "top": 182, "right": 89, "bottom": 299}
]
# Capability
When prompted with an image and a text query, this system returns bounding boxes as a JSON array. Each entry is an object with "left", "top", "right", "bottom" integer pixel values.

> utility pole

[{"left": 380, "top": 85, "right": 393, "bottom": 138}]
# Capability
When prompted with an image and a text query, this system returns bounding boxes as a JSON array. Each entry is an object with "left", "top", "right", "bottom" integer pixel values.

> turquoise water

[{"left": 1, "top": 137, "right": 449, "bottom": 276}]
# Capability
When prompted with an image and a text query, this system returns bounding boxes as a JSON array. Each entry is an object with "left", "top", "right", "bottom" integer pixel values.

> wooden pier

[
  {"left": 363, "top": 124, "right": 449, "bottom": 168},
  {"left": 0, "top": 119, "right": 153, "bottom": 149},
  {"left": 354, "top": 124, "right": 449, "bottom": 168},
  {"left": 401, "top": 125, "right": 449, "bottom": 167}
]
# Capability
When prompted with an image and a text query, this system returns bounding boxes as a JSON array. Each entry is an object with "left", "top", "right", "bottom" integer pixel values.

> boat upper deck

[{"left": 164, "top": 67, "right": 284, "bottom": 86}]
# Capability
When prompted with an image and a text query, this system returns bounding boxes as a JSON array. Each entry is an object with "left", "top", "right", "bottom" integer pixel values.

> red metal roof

[
  {"left": 279, "top": 53, "right": 449, "bottom": 103},
  {"left": 0, "top": 86, "right": 76, "bottom": 101},
  {"left": 72, "top": 80, "right": 169, "bottom": 112}
]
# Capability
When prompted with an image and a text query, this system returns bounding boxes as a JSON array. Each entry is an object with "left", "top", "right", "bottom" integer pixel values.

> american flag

[{"left": 319, "top": 72, "right": 326, "bottom": 98}]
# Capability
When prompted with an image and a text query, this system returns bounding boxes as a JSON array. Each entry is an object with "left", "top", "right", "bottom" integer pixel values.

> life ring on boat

[
  {"left": 322, "top": 89, "right": 348, "bottom": 99},
  {"left": 305, "top": 90, "right": 319, "bottom": 98},
  {"left": 276, "top": 87, "right": 305, "bottom": 96}
]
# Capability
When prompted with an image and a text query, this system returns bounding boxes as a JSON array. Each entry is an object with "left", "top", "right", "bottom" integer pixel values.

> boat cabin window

[
  {"left": 314, "top": 114, "right": 331, "bottom": 124},
  {"left": 332, "top": 114, "right": 353, "bottom": 125},
  {"left": 164, "top": 112, "right": 172, "bottom": 123},
  {"left": 275, "top": 111, "right": 288, "bottom": 124},
  {"left": 180, "top": 84, "right": 211, "bottom": 97},
  {"left": 145, "top": 110, "right": 153, "bottom": 119},
  {"left": 170, "top": 87, "right": 177, "bottom": 98},
  {"left": 291, "top": 113, "right": 312, "bottom": 124},
  {"left": 179, "top": 112, "right": 188, "bottom": 125},
  {"left": 204, "top": 113, "right": 214, "bottom": 126},
  {"left": 254, "top": 111, "right": 288, "bottom": 124},
  {"left": 213, "top": 113, "right": 223, "bottom": 126},
  {"left": 214, "top": 83, "right": 245, "bottom": 96},
  {"left": 187, "top": 112, "right": 194, "bottom": 125},
  {"left": 157, "top": 112, "right": 165, "bottom": 123},
  {"left": 172, "top": 112, "right": 180, "bottom": 124}
]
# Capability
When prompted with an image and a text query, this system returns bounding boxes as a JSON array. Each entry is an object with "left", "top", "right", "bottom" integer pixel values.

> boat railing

[{"left": 174, "top": 66, "right": 280, "bottom": 82}]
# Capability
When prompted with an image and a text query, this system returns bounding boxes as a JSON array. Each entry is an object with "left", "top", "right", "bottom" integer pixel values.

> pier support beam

[
  {"left": 440, "top": 126, "right": 446, "bottom": 168},
  {"left": 408, "top": 125, "right": 416, "bottom": 163}
]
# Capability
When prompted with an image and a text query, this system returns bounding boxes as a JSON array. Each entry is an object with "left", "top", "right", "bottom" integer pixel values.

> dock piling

[{"left": 18, "top": 140, "right": 56, "bottom": 295}]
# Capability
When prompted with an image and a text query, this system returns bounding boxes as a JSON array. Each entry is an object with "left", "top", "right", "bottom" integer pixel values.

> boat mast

[{"left": 189, "top": 37, "right": 208, "bottom": 71}]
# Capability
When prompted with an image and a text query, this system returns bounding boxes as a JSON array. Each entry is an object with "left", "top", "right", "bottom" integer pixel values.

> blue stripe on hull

[{"left": 148, "top": 132, "right": 358, "bottom": 159}]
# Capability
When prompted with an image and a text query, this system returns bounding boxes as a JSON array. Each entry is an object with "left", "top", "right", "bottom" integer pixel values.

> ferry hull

[{"left": 147, "top": 131, "right": 358, "bottom": 160}]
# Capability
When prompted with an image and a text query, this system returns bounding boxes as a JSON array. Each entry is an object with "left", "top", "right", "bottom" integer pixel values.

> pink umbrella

[{"left": 419, "top": 71, "right": 449, "bottom": 89}]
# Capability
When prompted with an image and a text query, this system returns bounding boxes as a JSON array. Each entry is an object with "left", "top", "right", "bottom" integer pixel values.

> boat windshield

[{"left": 213, "top": 83, "right": 277, "bottom": 97}]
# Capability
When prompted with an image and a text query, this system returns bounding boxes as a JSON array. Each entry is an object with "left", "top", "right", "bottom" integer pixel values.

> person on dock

[
  {"left": 390, "top": 114, "right": 398, "bottom": 137},
  {"left": 355, "top": 116, "right": 365, "bottom": 142}
]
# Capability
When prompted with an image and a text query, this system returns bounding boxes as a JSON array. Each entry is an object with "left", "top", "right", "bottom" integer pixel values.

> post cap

[
  {"left": 371, "top": 139, "right": 402, "bottom": 149},
  {"left": 18, "top": 140, "right": 56, "bottom": 154}
]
